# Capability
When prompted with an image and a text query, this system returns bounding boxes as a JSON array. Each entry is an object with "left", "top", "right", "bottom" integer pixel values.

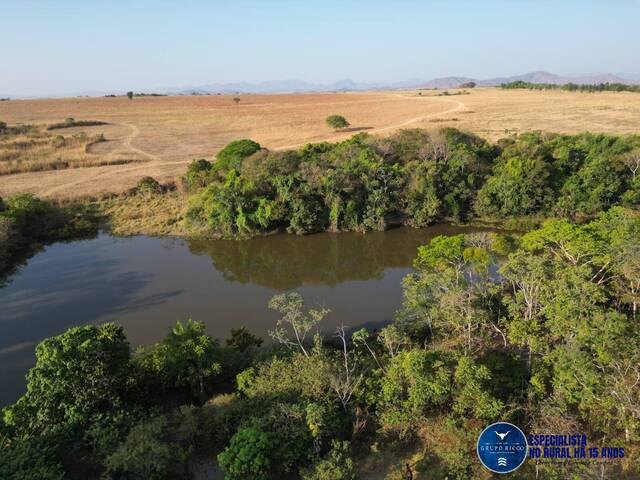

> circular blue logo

[{"left": 477, "top": 422, "right": 528, "bottom": 474}]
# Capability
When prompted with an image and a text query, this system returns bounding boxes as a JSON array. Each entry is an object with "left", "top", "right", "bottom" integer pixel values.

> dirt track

[
  {"left": 0, "top": 92, "right": 460, "bottom": 198},
  {"left": 1, "top": 87, "right": 639, "bottom": 199}
]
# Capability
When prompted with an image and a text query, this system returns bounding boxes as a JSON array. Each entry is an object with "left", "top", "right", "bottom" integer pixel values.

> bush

[
  {"left": 325, "top": 115, "right": 350, "bottom": 130},
  {"left": 217, "top": 427, "right": 273, "bottom": 480},
  {"left": 105, "top": 416, "right": 180, "bottom": 480},
  {"left": 3, "top": 194, "right": 53, "bottom": 238},
  {"left": 0, "top": 194, "right": 98, "bottom": 275},
  {"left": 226, "top": 326, "right": 263, "bottom": 352},
  {"left": 135, "top": 176, "right": 163, "bottom": 196},
  {"left": 200, "top": 394, "right": 251, "bottom": 452},
  {"left": 300, "top": 440, "right": 356, "bottom": 480},
  {"left": 0, "top": 437, "right": 64, "bottom": 480},
  {"left": 183, "top": 159, "right": 214, "bottom": 190},
  {"left": 0, "top": 215, "right": 18, "bottom": 271}
]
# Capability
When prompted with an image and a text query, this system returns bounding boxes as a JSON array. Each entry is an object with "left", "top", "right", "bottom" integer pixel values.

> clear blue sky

[{"left": 2, "top": 0, "right": 638, "bottom": 95}]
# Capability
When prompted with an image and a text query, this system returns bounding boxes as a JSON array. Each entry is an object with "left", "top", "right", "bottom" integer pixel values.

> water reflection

[
  {"left": 188, "top": 225, "right": 487, "bottom": 290},
  {"left": 0, "top": 225, "right": 489, "bottom": 406}
]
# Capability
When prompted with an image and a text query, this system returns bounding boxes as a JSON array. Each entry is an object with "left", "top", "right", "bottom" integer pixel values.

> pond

[{"left": 0, "top": 225, "right": 491, "bottom": 406}]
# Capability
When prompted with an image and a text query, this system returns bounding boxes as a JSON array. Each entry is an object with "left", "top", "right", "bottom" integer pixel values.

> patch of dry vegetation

[
  {"left": 47, "top": 118, "right": 108, "bottom": 130},
  {"left": 95, "top": 189, "right": 189, "bottom": 236},
  {"left": 0, "top": 123, "right": 144, "bottom": 175},
  {"left": 0, "top": 88, "right": 639, "bottom": 199}
]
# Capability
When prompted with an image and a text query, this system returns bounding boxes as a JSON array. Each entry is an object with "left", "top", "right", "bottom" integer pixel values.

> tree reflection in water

[{"left": 187, "top": 225, "right": 493, "bottom": 291}]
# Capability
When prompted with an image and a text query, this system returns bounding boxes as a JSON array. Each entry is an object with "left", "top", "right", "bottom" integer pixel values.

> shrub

[
  {"left": 226, "top": 326, "right": 263, "bottom": 352},
  {"left": 200, "top": 393, "right": 251, "bottom": 452},
  {"left": 217, "top": 427, "right": 273, "bottom": 480},
  {"left": 300, "top": 440, "right": 356, "bottom": 480},
  {"left": 135, "top": 176, "right": 163, "bottom": 196},
  {"left": 183, "top": 159, "right": 214, "bottom": 190},
  {"left": 105, "top": 416, "right": 178, "bottom": 480},
  {"left": 0, "top": 437, "right": 64, "bottom": 480},
  {"left": 3, "top": 194, "right": 53, "bottom": 239},
  {"left": 325, "top": 115, "right": 350, "bottom": 130},
  {"left": 0, "top": 216, "right": 18, "bottom": 271}
]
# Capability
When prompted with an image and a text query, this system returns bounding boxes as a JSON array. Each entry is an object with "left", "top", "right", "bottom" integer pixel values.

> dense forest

[
  {"left": 183, "top": 128, "right": 640, "bottom": 237},
  {"left": 501, "top": 81, "right": 640, "bottom": 93},
  {"left": 1, "top": 206, "right": 639, "bottom": 479}
]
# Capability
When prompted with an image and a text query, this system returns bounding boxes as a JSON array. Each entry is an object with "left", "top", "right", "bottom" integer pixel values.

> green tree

[
  {"left": 215, "top": 139, "right": 261, "bottom": 171},
  {"left": 137, "top": 319, "right": 221, "bottom": 402},
  {"left": 325, "top": 115, "right": 350, "bottom": 130},
  {"left": 3, "top": 323, "right": 131, "bottom": 437},
  {"left": 268, "top": 292, "right": 330, "bottom": 357},
  {"left": 126, "top": 91, "right": 133, "bottom": 100}
]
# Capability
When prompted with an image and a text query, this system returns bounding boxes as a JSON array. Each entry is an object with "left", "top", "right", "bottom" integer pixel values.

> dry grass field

[
  {"left": 0, "top": 125, "right": 148, "bottom": 175},
  {"left": 0, "top": 88, "right": 639, "bottom": 199}
]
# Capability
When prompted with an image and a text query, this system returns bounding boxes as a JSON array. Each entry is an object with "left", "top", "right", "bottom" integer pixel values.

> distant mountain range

[
  {"left": 4, "top": 71, "right": 640, "bottom": 98},
  {"left": 160, "top": 71, "right": 640, "bottom": 95}
]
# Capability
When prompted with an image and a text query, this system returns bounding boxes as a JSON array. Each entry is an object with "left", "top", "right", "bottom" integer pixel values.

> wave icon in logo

[{"left": 477, "top": 422, "right": 528, "bottom": 474}]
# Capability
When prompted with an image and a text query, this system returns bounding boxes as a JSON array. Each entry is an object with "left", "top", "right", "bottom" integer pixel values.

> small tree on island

[
  {"left": 326, "top": 115, "right": 350, "bottom": 131},
  {"left": 127, "top": 91, "right": 134, "bottom": 100}
]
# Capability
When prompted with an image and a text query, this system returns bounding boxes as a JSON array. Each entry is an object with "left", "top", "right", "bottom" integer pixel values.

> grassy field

[
  {"left": 0, "top": 87, "right": 639, "bottom": 199},
  {"left": 0, "top": 124, "right": 147, "bottom": 175}
]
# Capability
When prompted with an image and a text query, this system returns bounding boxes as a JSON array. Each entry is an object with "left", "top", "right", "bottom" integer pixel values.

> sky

[{"left": 1, "top": 0, "right": 639, "bottom": 96}]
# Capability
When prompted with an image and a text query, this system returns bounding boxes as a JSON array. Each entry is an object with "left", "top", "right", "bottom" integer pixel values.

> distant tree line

[
  {"left": 501, "top": 80, "right": 640, "bottom": 93},
  {"left": 182, "top": 128, "right": 640, "bottom": 237}
]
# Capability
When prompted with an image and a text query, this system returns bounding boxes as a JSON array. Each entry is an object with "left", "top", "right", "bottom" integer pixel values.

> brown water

[{"left": 0, "top": 225, "right": 488, "bottom": 406}]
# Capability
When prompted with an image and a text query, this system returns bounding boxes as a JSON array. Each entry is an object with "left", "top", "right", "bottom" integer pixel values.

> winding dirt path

[
  {"left": 121, "top": 123, "right": 160, "bottom": 161},
  {"left": 40, "top": 122, "right": 167, "bottom": 196},
  {"left": 1, "top": 94, "right": 465, "bottom": 199}
]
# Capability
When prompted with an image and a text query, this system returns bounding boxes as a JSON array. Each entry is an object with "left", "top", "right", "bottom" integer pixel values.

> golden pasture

[{"left": 0, "top": 88, "right": 638, "bottom": 199}]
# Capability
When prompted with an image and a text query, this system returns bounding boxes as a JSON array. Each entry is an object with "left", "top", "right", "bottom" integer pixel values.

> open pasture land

[{"left": 0, "top": 88, "right": 639, "bottom": 199}]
